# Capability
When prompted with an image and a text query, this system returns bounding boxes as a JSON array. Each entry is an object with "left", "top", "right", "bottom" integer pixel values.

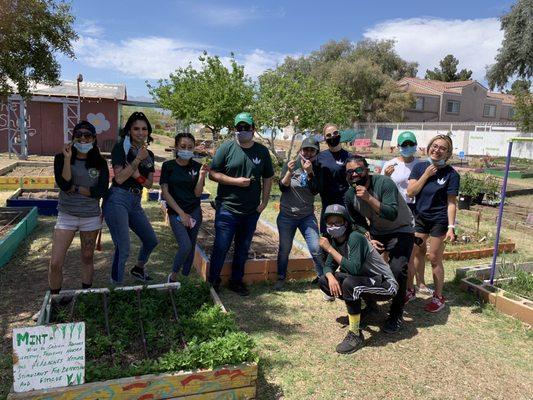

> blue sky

[{"left": 59, "top": 0, "right": 515, "bottom": 98}]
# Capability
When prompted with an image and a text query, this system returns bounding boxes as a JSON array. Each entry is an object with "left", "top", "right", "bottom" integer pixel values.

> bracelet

[
  {"left": 136, "top": 176, "right": 147, "bottom": 185},
  {"left": 447, "top": 225, "right": 455, "bottom": 229}
]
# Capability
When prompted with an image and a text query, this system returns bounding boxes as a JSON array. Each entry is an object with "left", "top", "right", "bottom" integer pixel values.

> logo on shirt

[
  {"left": 437, "top": 178, "right": 447, "bottom": 185},
  {"left": 252, "top": 157, "right": 261, "bottom": 165},
  {"left": 88, "top": 168, "right": 100, "bottom": 179},
  {"left": 189, "top": 170, "right": 198, "bottom": 178},
  {"left": 335, "top": 160, "right": 344, "bottom": 165}
]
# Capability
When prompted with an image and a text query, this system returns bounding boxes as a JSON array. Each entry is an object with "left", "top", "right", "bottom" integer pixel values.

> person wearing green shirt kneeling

[
  {"left": 208, "top": 112, "right": 274, "bottom": 295},
  {"left": 318, "top": 204, "right": 398, "bottom": 354}
]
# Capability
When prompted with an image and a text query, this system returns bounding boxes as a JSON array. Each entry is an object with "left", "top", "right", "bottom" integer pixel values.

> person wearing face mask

[
  {"left": 208, "top": 112, "right": 274, "bottom": 296},
  {"left": 49, "top": 121, "right": 109, "bottom": 293},
  {"left": 103, "top": 112, "right": 158, "bottom": 285},
  {"left": 406, "top": 134, "right": 459, "bottom": 313},
  {"left": 274, "top": 137, "right": 323, "bottom": 291},
  {"left": 160, "top": 133, "right": 208, "bottom": 283},
  {"left": 315, "top": 124, "right": 359, "bottom": 234},
  {"left": 318, "top": 204, "right": 398, "bottom": 354},
  {"left": 344, "top": 156, "right": 414, "bottom": 334}
]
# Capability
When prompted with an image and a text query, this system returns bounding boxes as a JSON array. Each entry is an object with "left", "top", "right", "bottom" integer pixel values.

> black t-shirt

[
  {"left": 315, "top": 148, "right": 354, "bottom": 207},
  {"left": 160, "top": 159, "right": 202, "bottom": 214},
  {"left": 111, "top": 142, "right": 155, "bottom": 190}
]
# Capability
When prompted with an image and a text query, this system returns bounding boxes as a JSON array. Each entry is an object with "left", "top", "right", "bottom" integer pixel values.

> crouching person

[{"left": 318, "top": 204, "right": 398, "bottom": 354}]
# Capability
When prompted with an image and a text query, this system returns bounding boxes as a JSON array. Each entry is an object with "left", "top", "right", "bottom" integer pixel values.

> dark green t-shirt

[
  {"left": 210, "top": 140, "right": 274, "bottom": 215},
  {"left": 111, "top": 141, "right": 155, "bottom": 191},
  {"left": 160, "top": 159, "right": 201, "bottom": 214}
]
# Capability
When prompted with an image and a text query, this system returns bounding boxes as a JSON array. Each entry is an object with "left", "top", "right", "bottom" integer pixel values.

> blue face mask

[
  {"left": 177, "top": 150, "right": 194, "bottom": 160},
  {"left": 236, "top": 131, "right": 253, "bottom": 144},
  {"left": 400, "top": 145, "right": 417, "bottom": 157},
  {"left": 123, "top": 135, "right": 132, "bottom": 155},
  {"left": 74, "top": 142, "right": 93, "bottom": 154},
  {"left": 428, "top": 157, "right": 446, "bottom": 167}
]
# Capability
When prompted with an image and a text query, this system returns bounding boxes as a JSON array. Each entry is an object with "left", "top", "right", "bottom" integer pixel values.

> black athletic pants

[
  {"left": 319, "top": 272, "right": 398, "bottom": 315},
  {"left": 371, "top": 232, "right": 414, "bottom": 319}
]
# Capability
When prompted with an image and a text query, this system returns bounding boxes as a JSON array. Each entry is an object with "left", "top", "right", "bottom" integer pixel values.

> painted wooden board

[
  {"left": 0, "top": 207, "right": 38, "bottom": 268},
  {"left": 8, "top": 363, "right": 257, "bottom": 400},
  {"left": 0, "top": 177, "right": 22, "bottom": 190},
  {"left": 21, "top": 177, "right": 55, "bottom": 189}
]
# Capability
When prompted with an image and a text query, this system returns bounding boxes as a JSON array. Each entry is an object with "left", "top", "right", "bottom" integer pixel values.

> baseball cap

[
  {"left": 398, "top": 131, "right": 417, "bottom": 146},
  {"left": 301, "top": 137, "right": 319, "bottom": 151},
  {"left": 73, "top": 121, "right": 96, "bottom": 136},
  {"left": 323, "top": 204, "right": 350, "bottom": 221},
  {"left": 234, "top": 112, "right": 254, "bottom": 127}
]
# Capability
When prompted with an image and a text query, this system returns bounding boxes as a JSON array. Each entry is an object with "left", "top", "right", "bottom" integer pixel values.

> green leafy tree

[
  {"left": 513, "top": 91, "right": 533, "bottom": 132},
  {"left": 487, "top": 0, "right": 533, "bottom": 90},
  {"left": 508, "top": 79, "right": 531, "bottom": 95},
  {"left": 0, "top": 0, "right": 77, "bottom": 97},
  {"left": 149, "top": 52, "right": 254, "bottom": 140},
  {"left": 425, "top": 54, "right": 473, "bottom": 82}
]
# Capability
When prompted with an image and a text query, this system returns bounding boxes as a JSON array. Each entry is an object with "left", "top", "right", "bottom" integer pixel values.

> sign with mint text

[{"left": 12, "top": 322, "right": 85, "bottom": 393}]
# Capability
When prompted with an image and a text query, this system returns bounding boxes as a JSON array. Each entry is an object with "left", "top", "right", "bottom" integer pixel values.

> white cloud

[
  {"left": 73, "top": 36, "right": 290, "bottom": 80},
  {"left": 364, "top": 17, "right": 503, "bottom": 83},
  {"left": 186, "top": 3, "right": 285, "bottom": 26},
  {"left": 77, "top": 20, "right": 105, "bottom": 37}
]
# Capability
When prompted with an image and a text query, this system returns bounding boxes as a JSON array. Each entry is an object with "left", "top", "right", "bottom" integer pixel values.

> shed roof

[{"left": 31, "top": 80, "right": 127, "bottom": 101}]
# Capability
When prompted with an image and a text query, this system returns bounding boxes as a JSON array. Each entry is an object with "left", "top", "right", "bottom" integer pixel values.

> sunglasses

[
  {"left": 400, "top": 141, "right": 416, "bottom": 147},
  {"left": 236, "top": 124, "right": 252, "bottom": 132},
  {"left": 73, "top": 130, "right": 95, "bottom": 140},
  {"left": 324, "top": 131, "right": 339, "bottom": 139},
  {"left": 346, "top": 167, "right": 365, "bottom": 175}
]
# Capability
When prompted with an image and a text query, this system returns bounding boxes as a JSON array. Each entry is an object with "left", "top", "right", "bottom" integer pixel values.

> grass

[
  {"left": 1, "top": 179, "right": 532, "bottom": 399},
  {"left": 497, "top": 270, "right": 533, "bottom": 301}
]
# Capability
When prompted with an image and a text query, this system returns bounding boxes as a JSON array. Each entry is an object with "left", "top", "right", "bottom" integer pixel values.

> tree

[
  {"left": 425, "top": 54, "right": 473, "bottom": 82},
  {"left": 149, "top": 52, "right": 254, "bottom": 139},
  {"left": 513, "top": 91, "right": 533, "bottom": 132},
  {"left": 0, "top": 0, "right": 77, "bottom": 98},
  {"left": 487, "top": 0, "right": 533, "bottom": 90},
  {"left": 508, "top": 79, "right": 531, "bottom": 95}
]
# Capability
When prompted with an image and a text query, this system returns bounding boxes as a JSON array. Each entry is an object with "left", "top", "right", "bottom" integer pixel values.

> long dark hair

[
  {"left": 120, "top": 111, "right": 154, "bottom": 144},
  {"left": 70, "top": 138, "right": 107, "bottom": 170}
]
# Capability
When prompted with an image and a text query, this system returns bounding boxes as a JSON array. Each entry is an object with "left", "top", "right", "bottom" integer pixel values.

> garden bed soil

[
  {"left": 0, "top": 210, "right": 26, "bottom": 238},
  {"left": 4, "top": 166, "right": 55, "bottom": 177},
  {"left": 16, "top": 190, "right": 59, "bottom": 200},
  {"left": 9, "top": 283, "right": 258, "bottom": 399},
  {"left": 0, "top": 207, "right": 38, "bottom": 268},
  {"left": 7, "top": 189, "right": 59, "bottom": 215},
  {"left": 194, "top": 204, "right": 316, "bottom": 284}
]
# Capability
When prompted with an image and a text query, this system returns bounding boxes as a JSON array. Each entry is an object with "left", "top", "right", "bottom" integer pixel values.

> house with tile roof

[{"left": 397, "top": 77, "right": 515, "bottom": 123}]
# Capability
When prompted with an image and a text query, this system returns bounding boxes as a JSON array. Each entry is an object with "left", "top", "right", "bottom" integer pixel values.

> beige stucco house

[{"left": 397, "top": 77, "right": 515, "bottom": 123}]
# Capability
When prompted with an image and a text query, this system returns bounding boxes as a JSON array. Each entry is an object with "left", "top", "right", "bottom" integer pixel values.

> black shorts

[{"left": 414, "top": 215, "right": 447, "bottom": 238}]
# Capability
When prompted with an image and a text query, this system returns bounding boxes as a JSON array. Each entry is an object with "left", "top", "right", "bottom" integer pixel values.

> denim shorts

[{"left": 55, "top": 211, "right": 102, "bottom": 232}]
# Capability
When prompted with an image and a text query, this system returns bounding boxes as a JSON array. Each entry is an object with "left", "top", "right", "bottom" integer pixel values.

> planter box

[
  {"left": 460, "top": 278, "right": 533, "bottom": 326},
  {"left": 9, "top": 284, "right": 258, "bottom": 399},
  {"left": 0, "top": 207, "right": 38, "bottom": 268},
  {"left": 436, "top": 241, "right": 516, "bottom": 261},
  {"left": 0, "top": 162, "right": 55, "bottom": 190},
  {"left": 455, "top": 262, "right": 533, "bottom": 280},
  {"left": 485, "top": 169, "right": 533, "bottom": 179},
  {"left": 6, "top": 189, "right": 59, "bottom": 216}
]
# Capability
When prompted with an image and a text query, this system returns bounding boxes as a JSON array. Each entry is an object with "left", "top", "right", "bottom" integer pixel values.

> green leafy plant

[{"left": 460, "top": 173, "right": 483, "bottom": 197}]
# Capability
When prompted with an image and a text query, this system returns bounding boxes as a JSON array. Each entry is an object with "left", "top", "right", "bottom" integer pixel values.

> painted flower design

[{"left": 87, "top": 112, "right": 110, "bottom": 134}]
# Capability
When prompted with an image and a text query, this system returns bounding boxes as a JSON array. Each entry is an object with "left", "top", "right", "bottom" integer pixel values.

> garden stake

[
  {"left": 135, "top": 289, "right": 149, "bottom": 358},
  {"left": 69, "top": 293, "right": 78, "bottom": 321},
  {"left": 168, "top": 288, "right": 179, "bottom": 322},
  {"left": 102, "top": 292, "right": 111, "bottom": 337}
]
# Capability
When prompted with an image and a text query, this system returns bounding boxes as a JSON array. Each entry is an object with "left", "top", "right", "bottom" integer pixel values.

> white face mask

[
  {"left": 73, "top": 142, "right": 93, "bottom": 153},
  {"left": 326, "top": 225, "right": 347, "bottom": 238},
  {"left": 177, "top": 150, "right": 194, "bottom": 160},
  {"left": 123, "top": 135, "right": 132, "bottom": 155}
]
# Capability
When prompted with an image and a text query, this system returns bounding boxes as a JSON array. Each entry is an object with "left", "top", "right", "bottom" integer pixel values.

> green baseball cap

[
  {"left": 301, "top": 137, "right": 319, "bottom": 151},
  {"left": 234, "top": 112, "right": 254, "bottom": 127},
  {"left": 398, "top": 131, "right": 417, "bottom": 146}
]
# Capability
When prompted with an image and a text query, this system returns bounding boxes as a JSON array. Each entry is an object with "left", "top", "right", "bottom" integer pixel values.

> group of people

[{"left": 49, "top": 111, "right": 460, "bottom": 355}]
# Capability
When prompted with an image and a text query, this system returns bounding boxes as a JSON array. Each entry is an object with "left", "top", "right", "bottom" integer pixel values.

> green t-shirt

[
  {"left": 211, "top": 140, "right": 274, "bottom": 215},
  {"left": 160, "top": 159, "right": 201, "bottom": 214}
]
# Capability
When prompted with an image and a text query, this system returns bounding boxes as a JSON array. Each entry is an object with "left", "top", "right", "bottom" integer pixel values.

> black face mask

[
  {"left": 326, "top": 135, "right": 340, "bottom": 147},
  {"left": 348, "top": 174, "right": 368, "bottom": 187}
]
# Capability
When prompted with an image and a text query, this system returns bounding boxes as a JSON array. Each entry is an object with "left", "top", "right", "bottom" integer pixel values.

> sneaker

[
  {"left": 323, "top": 292, "right": 335, "bottom": 301},
  {"left": 425, "top": 294, "right": 446, "bottom": 313},
  {"left": 335, "top": 330, "right": 365, "bottom": 354},
  {"left": 382, "top": 315, "right": 404, "bottom": 334},
  {"left": 404, "top": 288, "right": 416, "bottom": 304},
  {"left": 274, "top": 279, "right": 285, "bottom": 291},
  {"left": 130, "top": 267, "right": 153, "bottom": 283},
  {"left": 418, "top": 285, "right": 434, "bottom": 295},
  {"left": 228, "top": 280, "right": 250, "bottom": 296}
]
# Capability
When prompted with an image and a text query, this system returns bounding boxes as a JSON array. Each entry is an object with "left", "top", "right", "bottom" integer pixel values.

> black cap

[
  {"left": 73, "top": 121, "right": 96, "bottom": 136},
  {"left": 301, "top": 137, "right": 319, "bottom": 151}
]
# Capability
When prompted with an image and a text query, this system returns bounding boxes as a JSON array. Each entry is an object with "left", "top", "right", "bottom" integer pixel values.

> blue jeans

[
  {"left": 169, "top": 206, "right": 202, "bottom": 275},
  {"left": 209, "top": 206, "right": 260, "bottom": 284},
  {"left": 103, "top": 187, "right": 158, "bottom": 283},
  {"left": 277, "top": 212, "right": 323, "bottom": 279}
]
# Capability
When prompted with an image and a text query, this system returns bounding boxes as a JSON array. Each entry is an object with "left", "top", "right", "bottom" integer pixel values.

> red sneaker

[
  {"left": 425, "top": 294, "right": 446, "bottom": 313},
  {"left": 404, "top": 288, "right": 416, "bottom": 304}
]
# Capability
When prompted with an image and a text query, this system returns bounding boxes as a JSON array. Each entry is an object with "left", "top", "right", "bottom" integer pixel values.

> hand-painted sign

[{"left": 12, "top": 322, "right": 85, "bottom": 393}]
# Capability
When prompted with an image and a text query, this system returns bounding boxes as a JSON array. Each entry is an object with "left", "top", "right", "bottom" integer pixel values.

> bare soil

[
  {"left": 17, "top": 190, "right": 59, "bottom": 199},
  {"left": 0, "top": 210, "right": 26, "bottom": 238},
  {"left": 4, "top": 166, "right": 54, "bottom": 177},
  {"left": 197, "top": 203, "right": 304, "bottom": 260}
]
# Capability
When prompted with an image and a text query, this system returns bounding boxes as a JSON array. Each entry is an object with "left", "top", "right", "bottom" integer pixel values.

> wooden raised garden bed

[
  {"left": 7, "top": 188, "right": 59, "bottom": 216},
  {"left": 193, "top": 204, "right": 316, "bottom": 284},
  {"left": 0, "top": 207, "right": 38, "bottom": 268},
  {"left": 438, "top": 241, "right": 515, "bottom": 261},
  {"left": 9, "top": 282, "right": 258, "bottom": 399},
  {"left": 0, "top": 162, "right": 55, "bottom": 190},
  {"left": 459, "top": 263, "right": 533, "bottom": 325}
]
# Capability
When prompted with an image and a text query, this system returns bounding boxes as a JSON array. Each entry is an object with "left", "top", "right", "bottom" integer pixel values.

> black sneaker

[
  {"left": 274, "top": 279, "right": 285, "bottom": 291},
  {"left": 228, "top": 280, "right": 250, "bottom": 296},
  {"left": 382, "top": 315, "right": 404, "bottom": 334},
  {"left": 130, "top": 267, "right": 152, "bottom": 283},
  {"left": 336, "top": 330, "right": 365, "bottom": 354}
]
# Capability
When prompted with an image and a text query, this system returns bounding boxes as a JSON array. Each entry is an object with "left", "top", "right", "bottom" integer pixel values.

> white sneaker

[{"left": 323, "top": 292, "right": 335, "bottom": 301}]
